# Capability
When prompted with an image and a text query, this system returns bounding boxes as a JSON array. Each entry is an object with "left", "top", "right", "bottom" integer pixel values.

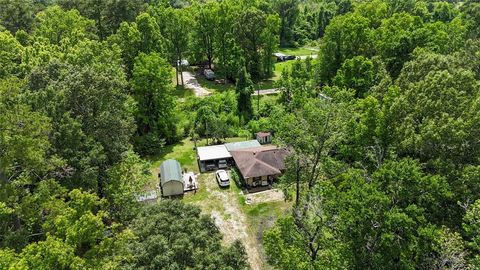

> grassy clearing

[
  {"left": 273, "top": 60, "right": 295, "bottom": 80},
  {"left": 147, "top": 138, "right": 291, "bottom": 270},
  {"left": 196, "top": 76, "right": 235, "bottom": 93},
  {"left": 173, "top": 85, "right": 195, "bottom": 99},
  {"left": 256, "top": 79, "right": 276, "bottom": 90},
  {"left": 147, "top": 137, "right": 250, "bottom": 178},
  {"left": 278, "top": 46, "right": 318, "bottom": 56},
  {"left": 147, "top": 139, "right": 197, "bottom": 171},
  {"left": 242, "top": 199, "right": 291, "bottom": 270},
  {"left": 182, "top": 173, "right": 211, "bottom": 204}
]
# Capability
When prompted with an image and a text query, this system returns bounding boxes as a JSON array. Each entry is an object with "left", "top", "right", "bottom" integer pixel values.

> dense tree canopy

[{"left": 2, "top": 0, "right": 480, "bottom": 269}]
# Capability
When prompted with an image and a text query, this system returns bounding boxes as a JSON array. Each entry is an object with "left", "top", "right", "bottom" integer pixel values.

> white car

[
  {"left": 204, "top": 69, "right": 215, "bottom": 80},
  {"left": 215, "top": 170, "right": 230, "bottom": 187}
]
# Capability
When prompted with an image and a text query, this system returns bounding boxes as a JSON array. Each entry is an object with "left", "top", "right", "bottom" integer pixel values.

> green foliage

[
  {"left": 0, "top": 78, "right": 52, "bottom": 178},
  {"left": 317, "top": 12, "right": 372, "bottom": 82},
  {"left": 0, "top": 0, "right": 36, "bottom": 33},
  {"left": 33, "top": 6, "right": 97, "bottom": 46},
  {"left": 110, "top": 12, "right": 164, "bottom": 76},
  {"left": 123, "top": 200, "right": 249, "bottom": 270},
  {"left": 131, "top": 52, "right": 177, "bottom": 154},
  {"left": 0, "top": 31, "right": 23, "bottom": 79},
  {"left": 392, "top": 50, "right": 480, "bottom": 165},
  {"left": 433, "top": 1, "right": 459, "bottom": 23},
  {"left": 57, "top": 0, "right": 146, "bottom": 39},
  {"left": 333, "top": 55, "right": 375, "bottom": 97},
  {"left": 154, "top": 6, "right": 192, "bottom": 85},
  {"left": 17, "top": 236, "right": 85, "bottom": 269},
  {"left": 191, "top": 91, "right": 240, "bottom": 142},
  {"left": 236, "top": 66, "right": 255, "bottom": 120},
  {"left": 2, "top": 1, "right": 480, "bottom": 269},
  {"left": 275, "top": 0, "right": 299, "bottom": 47},
  {"left": 106, "top": 151, "right": 152, "bottom": 222},
  {"left": 235, "top": 6, "right": 280, "bottom": 80}
]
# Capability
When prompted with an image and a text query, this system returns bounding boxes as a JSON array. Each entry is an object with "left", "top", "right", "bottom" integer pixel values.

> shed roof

[
  {"left": 197, "top": 145, "right": 232, "bottom": 161},
  {"left": 256, "top": 132, "right": 271, "bottom": 138},
  {"left": 230, "top": 146, "right": 288, "bottom": 178},
  {"left": 160, "top": 159, "right": 183, "bottom": 186},
  {"left": 225, "top": 140, "right": 261, "bottom": 151}
]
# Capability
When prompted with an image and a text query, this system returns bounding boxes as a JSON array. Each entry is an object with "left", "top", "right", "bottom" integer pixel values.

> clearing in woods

[{"left": 183, "top": 172, "right": 290, "bottom": 270}]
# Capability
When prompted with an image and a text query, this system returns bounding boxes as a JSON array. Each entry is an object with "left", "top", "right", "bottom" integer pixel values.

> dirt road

[
  {"left": 202, "top": 174, "right": 263, "bottom": 270},
  {"left": 252, "top": 88, "right": 281, "bottom": 96},
  {"left": 182, "top": 71, "right": 211, "bottom": 97}
]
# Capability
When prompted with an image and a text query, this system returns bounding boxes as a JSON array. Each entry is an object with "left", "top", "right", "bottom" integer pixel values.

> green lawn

[
  {"left": 278, "top": 46, "right": 318, "bottom": 56},
  {"left": 196, "top": 76, "right": 235, "bottom": 93},
  {"left": 147, "top": 137, "right": 251, "bottom": 180},
  {"left": 273, "top": 60, "right": 295, "bottom": 80},
  {"left": 256, "top": 79, "right": 276, "bottom": 90},
  {"left": 242, "top": 200, "right": 291, "bottom": 270},
  {"left": 173, "top": 85, "right": 195, "bottom": 99}
]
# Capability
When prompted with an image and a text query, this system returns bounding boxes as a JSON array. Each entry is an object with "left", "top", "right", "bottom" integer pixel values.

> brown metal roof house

[{"left": 230, "top": 146, "right": 288, "bottom": 187}]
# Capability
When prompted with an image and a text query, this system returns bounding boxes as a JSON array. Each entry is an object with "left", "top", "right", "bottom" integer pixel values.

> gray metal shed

[{"left": 160, "top": 159, "right": 184, "bottom": 196}]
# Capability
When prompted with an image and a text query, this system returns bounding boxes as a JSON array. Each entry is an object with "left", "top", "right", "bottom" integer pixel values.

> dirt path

[
  {"left": 203, "top": 175, "right": 263, "bottom": 270},
  {"left": 252, "top": 88, "right": 281, "bottom": 96},
  {"left": 182, "top": 71, "right": 211, "bottom": 97},
  {"left": 299, "top": 54, "right": 317, "bottom": 59}
]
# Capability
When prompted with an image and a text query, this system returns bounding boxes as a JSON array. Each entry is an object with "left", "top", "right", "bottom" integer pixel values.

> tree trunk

[
  {"left": 180, "top": 64, "right": 184, "bottom": 86},
  {"left": 175, "top": 63, "right": 179, "bottom": 86}
]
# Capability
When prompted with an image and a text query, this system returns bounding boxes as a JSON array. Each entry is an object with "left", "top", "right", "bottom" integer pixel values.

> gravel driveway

[{"left": 182, "top": 71, "right": 211, "bottom": 97}]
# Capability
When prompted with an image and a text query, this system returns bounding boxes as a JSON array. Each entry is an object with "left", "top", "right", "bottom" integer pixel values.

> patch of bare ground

[
  {"left": 245, "top": 189, "right": 284, "bottom": 204},
  {"left": 194, "top": 173, "right": 263, "bottom": 270}
]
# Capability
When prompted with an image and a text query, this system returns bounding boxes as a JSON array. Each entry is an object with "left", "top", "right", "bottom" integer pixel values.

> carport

[{"left": 197, "top": 145, "right": 232, "bottom": 172}]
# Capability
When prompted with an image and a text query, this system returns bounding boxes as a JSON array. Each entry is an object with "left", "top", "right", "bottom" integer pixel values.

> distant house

[
  {"left": 159, "top": 159, "right": 184, "bottom": 197},
  {"left": 256, "top": 132, "right": 272, "bottom": 144},
  {"left": 230, "top": 146, "right": 288, "bottom": 187}
]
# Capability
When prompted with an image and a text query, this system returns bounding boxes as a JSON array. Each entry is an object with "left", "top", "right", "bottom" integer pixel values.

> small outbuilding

[
  {"left": 256, "top": 132, "right": 272, "bottom": 144},
  {"left": 159, "top": 159, "right": 184, "bottom": 197}
]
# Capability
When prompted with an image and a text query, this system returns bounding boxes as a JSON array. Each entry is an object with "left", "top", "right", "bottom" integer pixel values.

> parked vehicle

[
  {"left": 218, "top": 159, "right": 228, "bottom": 169},
  {"left": 215, "top": 170, "right": 230, "bottom": 187},
  {"left": 206, "top": 163, "right": 216, "bottom": 171},
  {"left": 176, "top": 59, "right": 189, "bottom": 67},
  {"left": 283, "top": 55, "right": 296, "bottom": 61},
  {"left": 204, "top": 69, "right": 215, "bottom": 80}
]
